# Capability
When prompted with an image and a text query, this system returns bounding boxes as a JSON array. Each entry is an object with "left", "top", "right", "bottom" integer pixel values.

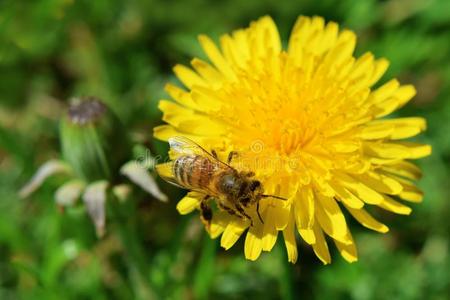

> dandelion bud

[{"left": 60, "top": 97, "right": 130, "bottom": 182}]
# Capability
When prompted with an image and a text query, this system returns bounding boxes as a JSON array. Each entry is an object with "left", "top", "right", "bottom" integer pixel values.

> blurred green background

[{"left": 0, "top": 0, "right": 449, "bottom": 299}]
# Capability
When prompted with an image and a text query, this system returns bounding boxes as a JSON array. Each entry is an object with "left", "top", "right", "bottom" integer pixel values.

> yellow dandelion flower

[{"left": 154, "top": 16, "right": 431, "bottom": 264}]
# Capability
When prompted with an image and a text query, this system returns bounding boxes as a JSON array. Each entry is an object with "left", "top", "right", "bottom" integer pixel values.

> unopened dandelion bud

[{"left": 60, "top": 97, "right": 130, "bottom": 182}]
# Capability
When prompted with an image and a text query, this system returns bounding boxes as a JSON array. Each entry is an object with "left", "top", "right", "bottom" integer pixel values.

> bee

[{"left": 156, "top": 136, "right": 286, "bottom": 226}]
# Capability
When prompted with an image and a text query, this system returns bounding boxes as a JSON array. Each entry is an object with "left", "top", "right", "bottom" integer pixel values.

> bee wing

[
  {"left": 155, "top": 162, "right": 186, "bottom": 189},
  {"left": 168, "top": 136, "right": 232, "bottom": 169}
]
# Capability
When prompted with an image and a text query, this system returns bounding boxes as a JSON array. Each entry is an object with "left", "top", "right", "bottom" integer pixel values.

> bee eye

[{"left": 250, "top": 181, "right": 261, "bottom": 191}]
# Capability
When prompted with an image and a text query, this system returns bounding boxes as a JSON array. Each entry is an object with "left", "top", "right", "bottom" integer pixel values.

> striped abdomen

[{"left": 173, "top": 155, "right": 217, "bottom": 190}]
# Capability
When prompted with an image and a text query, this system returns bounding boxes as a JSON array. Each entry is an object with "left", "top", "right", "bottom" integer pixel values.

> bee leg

[
  {"left": 227, "top": 151, "right": 238, "bottom": 164},
  {"left": 217, "top": 201, "right": 243, "bottom": 219},
  {"left": 200, "top": 202, "right": 212, "bottom": 223},
  {"left": 200, "top": 196, "right": 213, "bottom": 227},
  {"left": 256, "top": 202, "right": 264, "bottom": 224},
  {"left": 235, "top": 203, "right": 253, "bottom": 227},
  {"left": 211, "top": 149, "right": 218, "bottom": 159}
]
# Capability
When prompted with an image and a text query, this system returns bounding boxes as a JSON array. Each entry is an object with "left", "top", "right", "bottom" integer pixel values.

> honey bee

[{"left": 156, "top": 136, "right": 286, "bottom": 226}]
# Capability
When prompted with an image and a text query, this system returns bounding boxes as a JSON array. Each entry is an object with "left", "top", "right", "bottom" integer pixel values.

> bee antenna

[
  {"left": 256, "top": 202, "right": 264, "bottom": 224},
  {"left": 261, "top": 194, "right": 287, "bottom": 201}
]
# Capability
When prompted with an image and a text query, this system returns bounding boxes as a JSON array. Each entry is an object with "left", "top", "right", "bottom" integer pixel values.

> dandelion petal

[
  {"left": 220, "top": 220, "right": 247, "bottom": 250},
  {"left": 335, "top": 233, "right": 358, "bottom": 263},
  {"left": 244, "top": 225, "right": 263, "bottom": 261},
  {"left": 345, "top": 206, "right": 389, "bottom": 233},
  {"left": 283, "top": 215, "right": 298, "bottom": 263},
  {"left": 176, "top": 195, "right": 200, "bottom": 215}
]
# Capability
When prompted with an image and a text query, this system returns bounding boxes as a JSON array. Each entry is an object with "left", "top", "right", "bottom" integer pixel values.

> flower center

[
  {"left": 222, "top": 53, "right": 347, "bottom": 165},
  {"left": 278, "top": 119, "right": 317, "bottom": 155}
]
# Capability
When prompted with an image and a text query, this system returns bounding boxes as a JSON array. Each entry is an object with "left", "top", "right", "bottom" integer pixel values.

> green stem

[{"left": 109, "top": 196, "right": 157, "bottom": 300}]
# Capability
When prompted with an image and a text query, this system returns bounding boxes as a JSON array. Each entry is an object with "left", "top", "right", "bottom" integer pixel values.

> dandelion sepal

[
  {"left": 55, "top": 179, "right": 85, "bottom": 207},
  {"left": 19, "top": 160, "right": 72, "bottom": 198},
  {"left": 120, "top": 161, "right": 168, "bottom": 202},
  {"left": 83, "top": 180, "right": 109, "bottom": 237}
]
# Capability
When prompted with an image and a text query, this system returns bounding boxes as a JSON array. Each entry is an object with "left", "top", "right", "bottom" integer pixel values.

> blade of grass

[
  {"left": 277, "top": 242, "right": 294, "bottom": 300},
  {"left": 193, "top": 233, "right": 218, "bottom": 300},
  {"left": 109, "top": 194, "right": 157, "bottom": 300}
]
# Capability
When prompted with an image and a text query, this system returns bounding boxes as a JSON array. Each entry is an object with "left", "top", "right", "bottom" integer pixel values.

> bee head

[
  {"left": 236, "top": 180, "right": 262, "bottom": 206},
  {"left": 247, "top": 180, "right": 263, "bottom": 202},
  {"left": 249, "top": 180, "right": 262, "bottom": 193}
]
